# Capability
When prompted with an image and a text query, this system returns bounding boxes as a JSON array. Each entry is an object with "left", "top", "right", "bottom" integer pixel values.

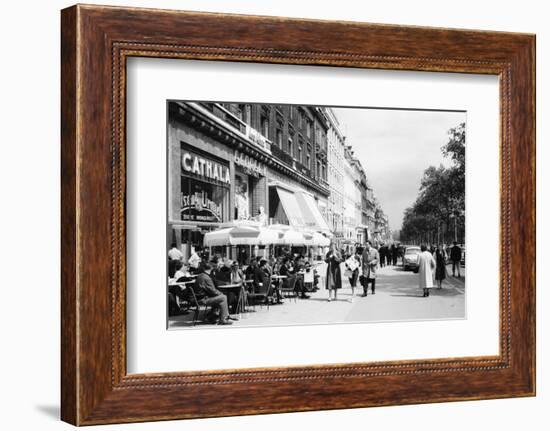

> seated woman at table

[
  {"left": 267, "top": 256, "right": 278, "bottom": 274},
  {"left": 230, "top": 261, "right": 245, "bottom": 285},
  {"left": 278, "top": 258, "right": 291, "bottom": 277},
  {"left": 167, "top": 261, "right": 191, "bottom": 315},
  {"left": 173, "top": 261, "right": 192, "bottom": 282}
]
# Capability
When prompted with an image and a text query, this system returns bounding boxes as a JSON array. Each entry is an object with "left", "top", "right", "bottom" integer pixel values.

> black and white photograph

[{"left": 166, "top": 101, "right": 466, "bottom": 328}]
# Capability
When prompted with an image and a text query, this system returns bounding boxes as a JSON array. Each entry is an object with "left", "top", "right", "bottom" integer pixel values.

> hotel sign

[
  {"left": 181, "top": 150, "right": 231, "bottom": 184},
  {"left": 234, "top": 150, "right": 266, "bottom": 177}
]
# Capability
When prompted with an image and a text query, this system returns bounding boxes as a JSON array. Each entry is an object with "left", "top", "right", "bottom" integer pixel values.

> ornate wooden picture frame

[{"left": 61, "top": 4, "right": 535, "bottom": 425}]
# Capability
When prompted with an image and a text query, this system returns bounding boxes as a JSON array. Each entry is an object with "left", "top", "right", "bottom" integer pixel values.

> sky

[{"left": 332, "top": 107, "right": 465, "bottom": 231}]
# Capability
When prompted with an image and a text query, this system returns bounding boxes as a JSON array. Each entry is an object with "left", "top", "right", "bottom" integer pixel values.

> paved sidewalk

[{"left": 168, "top": 264, "right": 465, "bottom": 329}]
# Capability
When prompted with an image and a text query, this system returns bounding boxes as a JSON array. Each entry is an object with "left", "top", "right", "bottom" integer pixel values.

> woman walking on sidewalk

[
  {"left": 344, "top": 250, "right": 361, "bottom": 302},
  {"left": 325, "top": 243, "right": 342, "bottom": 302},
  {"left": 418, "top": 244, "right": 436, "bottom": 297},
  {"left": 434, "top": 244, "right": 447, "bottom": 289}
]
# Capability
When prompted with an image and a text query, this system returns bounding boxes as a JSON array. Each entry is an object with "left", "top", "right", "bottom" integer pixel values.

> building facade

[
  {"left": 373, "top": 198, "right": 391, "bottom": 244},
  {"left": 348, "top": 152, "right": 370, "bottom": 245},
  {"left": 168, "top": 101, "right": 331, "bottom": 261},
  {"left": 343, "top": 145, "right": 361, "bottom": 246},
  {"left": 325, "top": 108, "right": 346, "bottom": 244}
]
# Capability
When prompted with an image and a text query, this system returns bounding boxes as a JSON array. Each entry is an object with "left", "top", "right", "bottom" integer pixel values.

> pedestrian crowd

[
  {"left": 417, "top": 241, "right": 463, "bottom": 297},
  {"left": 167, "top": 239, "right": 464, "bottom": 326}
]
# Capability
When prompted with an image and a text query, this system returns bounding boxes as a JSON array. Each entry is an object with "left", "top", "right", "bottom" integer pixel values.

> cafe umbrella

[{"left": 203, "top": 224, "right": 285, "bottom": 260}]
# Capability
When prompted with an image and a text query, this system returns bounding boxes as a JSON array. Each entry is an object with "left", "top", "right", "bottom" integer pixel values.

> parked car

[{"left": 403, "top": 246, "right": 421, "bottom": 272}]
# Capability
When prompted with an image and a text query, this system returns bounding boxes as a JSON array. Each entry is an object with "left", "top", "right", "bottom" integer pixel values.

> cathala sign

[{"left": 181, "top": 151, "right": 231, "bottom": 184}]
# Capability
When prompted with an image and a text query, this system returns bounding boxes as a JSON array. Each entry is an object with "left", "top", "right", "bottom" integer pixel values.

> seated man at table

[
  {"left": 279, "top": 258, "right": 309, "bottom": 299},
  {"left": 210, "top": 258, "right": 230, "bottom": 285},
  {"left": 245, "top": 257, "right": 258, "bottom": 280},
  {"left": 261, "top": 258, "right": 283, "bottom": 303},
  {"left": 303, "top": 262, "right": 316, "bottom": 292},
  {"left": 194, "top": 263, "right": 233, "bottom": 325},
  {"left": 252, "top": 259, "right": 277, "bottom": 303},
  {"left": 168, "top": 242, "right": 183, "bottom": 259},
  {"left": 211, "top": 258, "right": 239, "bottom": 312}
]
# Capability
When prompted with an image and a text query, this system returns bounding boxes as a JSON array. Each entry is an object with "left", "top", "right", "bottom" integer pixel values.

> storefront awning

[
  {"left": 295, "top": 192, "right": 331, "bottom": 233},
  {"left": 274, "top": 187, "right": 306, "bottom": 228}
]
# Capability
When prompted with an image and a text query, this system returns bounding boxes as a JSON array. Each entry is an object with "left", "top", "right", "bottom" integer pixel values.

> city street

[{"left": 169, "top": 263, "right": 465, "bottom": 329}]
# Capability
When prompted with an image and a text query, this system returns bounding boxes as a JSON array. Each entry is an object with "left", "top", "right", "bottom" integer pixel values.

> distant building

[
  {"left": 343, "top": 145, "right": 368, "bottom": 247},
  {"left": 373, "top": 199, "right": 391, "bottom": 244},
  {"left": 325, "top": 108, "right": 346, "bottom": 244}
]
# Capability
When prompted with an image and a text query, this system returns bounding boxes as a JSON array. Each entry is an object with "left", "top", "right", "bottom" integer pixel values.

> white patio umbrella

[
  {"left": 256, "top": 227, "right": 283, "bottom": 245},
  {"left": 281, "top": 228, "right": 307, "bottom": 246},
  {"left": 204, "top": 225, "right": 285, "bottom": 247},
  {"left": 203, "top": 225, "right": 261, "bottom": 247}
]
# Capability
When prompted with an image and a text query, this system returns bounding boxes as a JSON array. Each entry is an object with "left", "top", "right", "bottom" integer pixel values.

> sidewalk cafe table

[
  {"left": 218, "top": 283, "right": 248, "bottom": 317},
  {"left": 168, "top": 280, "right": 195, "bottom": 291}
]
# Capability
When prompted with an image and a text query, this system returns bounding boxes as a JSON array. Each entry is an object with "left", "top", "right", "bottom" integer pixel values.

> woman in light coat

[{"left": 418, "top": 244, "right": 436, "bottom": 297}]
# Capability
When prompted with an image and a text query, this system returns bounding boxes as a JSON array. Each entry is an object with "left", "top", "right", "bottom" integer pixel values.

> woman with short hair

[{"left": 325, "top": 243, "right": 343, "bottom": 302}]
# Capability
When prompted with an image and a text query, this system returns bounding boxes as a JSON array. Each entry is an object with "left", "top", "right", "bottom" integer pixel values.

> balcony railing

[
  {"left": 271, "top": 144, "right": 295, "bottom": 167},
  {"left": 208, "top": 103, "right": 272, "bottom": 154},
  {"left": 209, "top": 104, "right": 247, "bottom": 134},
  {"left": 294, "top": 160, "right": 312, "bottom": 178}
]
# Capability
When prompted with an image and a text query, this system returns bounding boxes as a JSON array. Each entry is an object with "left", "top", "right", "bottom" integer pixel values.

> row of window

[{"left": 222, "top": 102, "right": 329, "bottom": 182}]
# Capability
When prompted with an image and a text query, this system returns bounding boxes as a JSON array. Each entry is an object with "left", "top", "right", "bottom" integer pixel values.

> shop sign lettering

[
  {"left": 181, "top": 192, "right": 222, "bottom": 222},
  {"left": 182, "top": 152, "right": 231, "bottom": 184},
  {"left": 234, "top": 150, "right": 266, "bottom": 177}
]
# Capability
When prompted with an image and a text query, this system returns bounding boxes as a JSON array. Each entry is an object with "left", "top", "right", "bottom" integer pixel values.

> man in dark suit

[
  {"left": 391, "top": 244, "right": 398, "bottom": 266},
  {"left": 194, "top": 263, "right": 233, "bottom": 325},
  {"left": 378, "top": 243, "right": 388, "bottom": 267},
  {"left": 252, "top": 259, "right": 270, "bottom": 290},
  {"left": 450, "top": 241, "right": 462, "bottom": 277}
]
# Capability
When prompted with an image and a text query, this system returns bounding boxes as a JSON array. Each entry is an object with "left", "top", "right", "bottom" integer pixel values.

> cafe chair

[
  {"left": 185, "top": 286, "right": 212, "bottom": 326},
  {"left": 280, "top": 276, "right": 298, "bottom": 302},
  {"left": 167, "top": 291, "right": 179, "bottom": 317},
  {"left": 247, "top": 282, "right": 271, "bottom": 311},
  {"left": 303, "top": 269, "right": 314, "bottom": 292}
]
